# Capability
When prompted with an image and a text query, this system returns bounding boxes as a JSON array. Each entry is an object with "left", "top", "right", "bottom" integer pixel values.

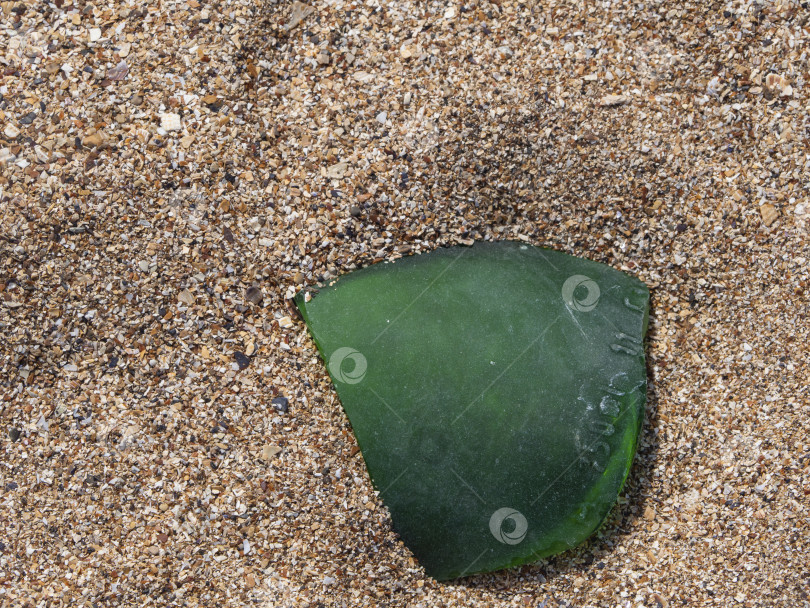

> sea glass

[{"left": 294, "top": 241, "right": 649, "bottom": 580}]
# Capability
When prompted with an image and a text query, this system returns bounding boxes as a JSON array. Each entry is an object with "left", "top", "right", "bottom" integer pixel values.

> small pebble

[
  {"left": 82, "top": 132, "right": 104, "bottom": 147},
  {"left": 765, "top": 73, "right": 792, "bottom": 97},
  {"left": 759, "top": 203, "right": 779, "bottom": 227},
  {"left": 272, "top": 396, "right": 289, "bottom": 413},
  {"left": 599, "top": 94, "right": 630, "bottom": 107},
  {"left": 177, "top": 289, "right": 195, "bottom": 306},
  {"left": 263, "top": 444, "right": 282, "bottom": 460},
  {"left": 286, "top": 1, "right": 314, "bottom": 31},
  {"left": 106, "top": 60, "right": 129, "bottom": 81},
  {"left": 245, "top": 285, "right": 263, "bottom": 305},
  {"left": 326, "top": 162, "right": 348, "bottom": 179},
  {"left": 234, "top": 351, "right": 251, "bottom": 370},
  {"left": 160, "top": 113, "right": 182, "bottom": 131},
  {"left": 496, "top": 46, "right": 513, "bottom": 59}
]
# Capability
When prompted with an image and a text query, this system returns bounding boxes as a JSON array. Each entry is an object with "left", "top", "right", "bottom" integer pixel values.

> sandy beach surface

[{"left": 1, "top": 0, "right": 808, "bottom": 606}]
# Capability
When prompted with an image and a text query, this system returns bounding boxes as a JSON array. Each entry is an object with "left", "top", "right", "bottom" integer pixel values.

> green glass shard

[{"left": 294, "top": 241, "right": 649, "bottom": 580}]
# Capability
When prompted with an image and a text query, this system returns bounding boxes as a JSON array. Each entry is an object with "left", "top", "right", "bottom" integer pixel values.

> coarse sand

[{"left": 1, "top": 0, "right": 808, "bottom": 606}]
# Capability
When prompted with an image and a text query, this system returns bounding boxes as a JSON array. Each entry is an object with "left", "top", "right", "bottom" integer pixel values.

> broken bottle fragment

[{"left": 295, "top": 241, "right": 649, "bottom": 580}]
